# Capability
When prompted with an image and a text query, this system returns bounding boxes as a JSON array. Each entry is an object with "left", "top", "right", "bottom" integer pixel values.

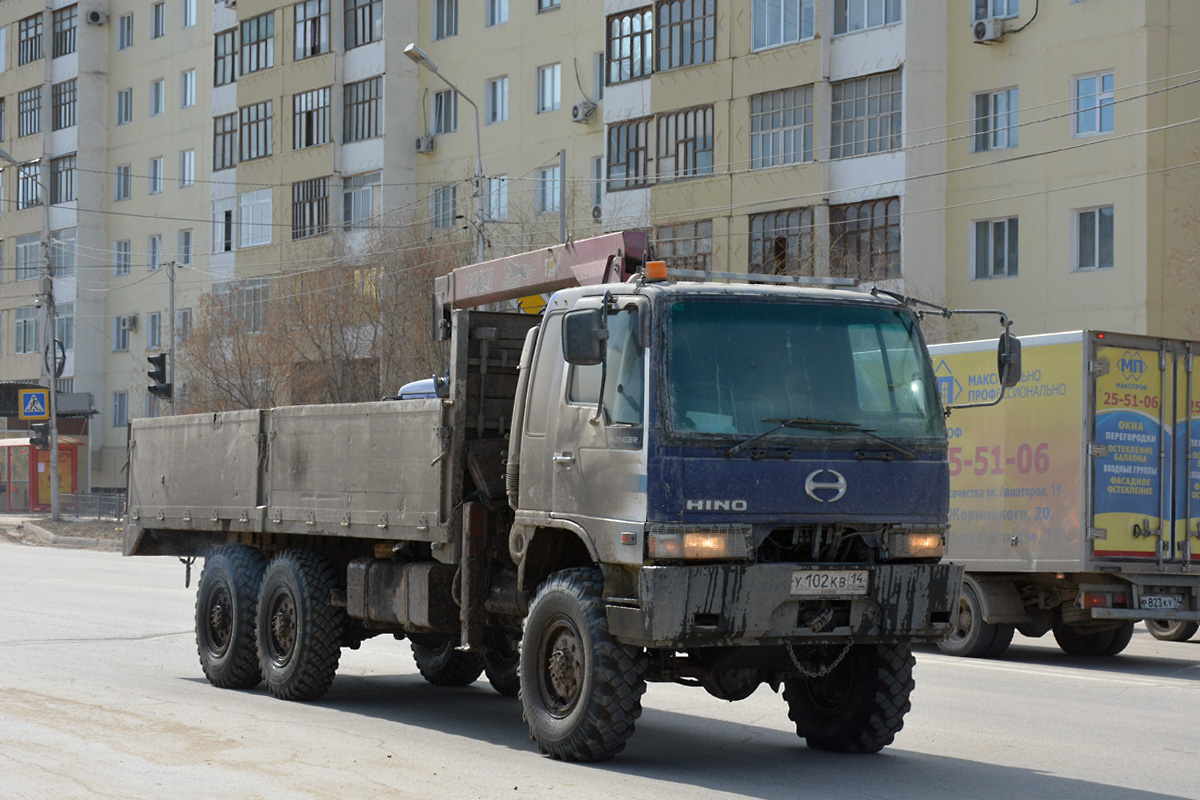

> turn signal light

[
  {"left": 886, "top": 529, "right": 945, "bottom": 559},
  {"left": 647, "top": 525, "right": 751, "bottom": 561}
]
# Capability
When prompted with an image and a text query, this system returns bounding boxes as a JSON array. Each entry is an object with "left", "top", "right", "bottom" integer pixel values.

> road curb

[{"left": 20, "top": 521, "right": 123, "bottom": 552}]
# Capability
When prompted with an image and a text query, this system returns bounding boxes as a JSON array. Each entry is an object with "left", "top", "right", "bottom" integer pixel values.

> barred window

[
  {"left": 19, "top": 88, "right": 42, "bottom": 137},
  {"left": 239, "top": 101, "right": 273, "bottom": 162},
  {"left": 656, "top": 106, "right": 713, "bottom": 180},
  {"left": 293, "top": 87, "right": 330, "bottom": 149},
  {"left": 830, "top": 197, "right": 901, "bottom": 280},
  {"left": 656, "top": 0, "right": 715, "bottom": 71},
  {"left": 830, "top": 70, "right": 902, "bottom": 159},
  {"left": 51, "top": 154, "right": 76, "bottom": 205},
  {"left": 749, "top": 208, "right": 814, "bottom": 275},
  {"left": 344, "top": 76, "right": 382, "bottom": 142},
  {"left": 345, "top": 0, "right": 383, "bottom": 50},
  {"left": 213, "top": 113, "right": 237, "bottom": 170},
  {"left": 606, "top": 117, "right": 652, "bottom": 191},
  {"left": 214, "top": 29, "right": 237, "bottom": 87},
  {"left": 655, "top": 219, "right": 713, "bottom": 273},
  {"left": 431, "top": 184, "right": 456, "bottom": 229},
  {"left": 241, "top": 13, "right": 275, "bottom": 76},
  {"left": 19, "top": 15, "right": 43, "bottom": 65},
  {"left": 53, "top": 5, "right": 77, "bottom": 58},
  {"left": 291, "top": 177, "right": 329, "bottom": 239},
  {"left": 294, "top": 0, "right": 330, "bottom": 60},
  {"left": 16, "top": 235, "right": 41, "bottom": 281},
  {"left": 607, "top": 8, "right": 653, "bottom": 85},
  {"left": 18, "top": 164, "right": 42, "bottom": 210},
  {"left": 53, "top": 80, "right": 77, "bottom": 131},
  {"left": 750, "top": 85, "right": 813, "bottom": 168}
]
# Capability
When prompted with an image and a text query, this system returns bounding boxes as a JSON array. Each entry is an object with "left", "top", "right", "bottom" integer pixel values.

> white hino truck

[{"left": 125, "top": 232, "right": 1018, "bottom": 761}]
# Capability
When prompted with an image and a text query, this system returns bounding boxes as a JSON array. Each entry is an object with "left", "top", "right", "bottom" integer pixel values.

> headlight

[
  {"left": 648, "top": 524, "right": 752, "bottom": 561},
  {"left": 885, "top": 528, "right": 945, "bottom": 559}
]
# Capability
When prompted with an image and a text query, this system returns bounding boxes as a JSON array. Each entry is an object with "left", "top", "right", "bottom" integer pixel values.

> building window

[
  {"left": 147, "top": 312, "right": 163, "bottom": 349},
  {"left": 433, "top": 90, "right": 457, "bottom": 134},
  {"left": 343, "top": 172, "right": 380, "bottom": 230},
  {"left": 239, "top": 189, "right": 273, "bottom": 248},
  {"left": 16, "top": 234, "right": 41, "bottom": 281},
  {"left": 182, "top": 0, "right": 197, "bottom": 28},
  {"left": 344, "top": 76, "right": 382, "bottom": 142},
  {"left": 537, "top": 166, "right": 561, "bottom": 214},
  {"left": 487, "top": 0, "right": 508, "bottom": 26},
  {"left": 345, "top": 0, "right": 383, "bottom": 49},
  {"left": 240, "top": 13, "right": 274, "bottom": 76},
  {"left": 239, "top": 101, "right": 273, "bottom": 162},
  {"left": 177, "top": 308, "right": 192, "bottom": 342},
  {"left": 607, "top": 9, "right": 653, "bottom": 85},
  {"left": 750, "top": 85, "right": 813, "bottom": 169},
  {"left": 434, "top": 0, "right": 458, "bottom": 40},
  {"left": 213, "top": 113, "right": 237, "bottom": 171},
  {"left": 112, "top": 315, "right": 131, "bottom": 351},
  {"left": 50, "top": 229, "right": 75, "bottom": 277},
  {"left": 152, "top": 3, "right": 166, "bottom": 38},
  {"left": 150, "top": 79, "right": 165, "bottom": 116},
  {"left": 19, "top": 88, "right": 42, "bottom": 136},
  {"left": 974, "top": 0, "right": 1019, "bottom": 20},
  {"left": 1073, "top": 71, "right": 1114, "bottom": 137},
  {"left": 148, "top": 156, "right": 164, "bottom": 195},
  {"left": 18, "top": 164, "right": 42, "bottom": 209},
  {"left": 657, "top": 106, "right": 714, "bottom": 180},
  {"left": 51, "top": 154, "right": 76, "bottom": 205},
  {"left": 485, "top": 175, "right": 508, "bottom": 221},
  {"left": 486, "top": 77, "right": 508, "bottom": 124},
  {"left": 114, "top": 164, "right": 132, "bottom": 201},
  {"left": 293, "top": 87, "right": 330, "bottom": 149},
  {"left": 52, "top": 80, "right": 77, "bottom": 131},
  {"left": 753, "top": 0, "right": 815, "bottom": 50},
  {"left": 607, "top": 117, "right": 652, "bottom": 191},
  {"left": 292, "top": 177, "right": 329, "bottom": 239},
  {"left": 973, "top": 87, "right": 1018, "bottom": 152},
  {"left": 181, "top": 69, "right": 196, "bottom": 108},
  {"left": 830, "top": 70, "right": 902, "bottom": 158},
  {"left": 656, "top": 219, "right": 713, "bottom": 273},
  {"left": 19, "top": 14, "right": 43, "bottom": 65},
  {"left": 294, "top": 0, "right": 330, "bottom": 60},
  {"left": 53, "top": 6, "right": 78, "bottom": 58},
  {"left": 537, "top": 64, "right": 561, "bottom": 113},
  {"left": 1075, "top": 206, "right": 1114, "bottom": 270},
  {"left": 830, "top": 197, "right": 901, "bottom": 280},
  {"left": 231, "top": 279, "right": 269, "bottom": 333},
  {"left": 148, "top": 234, "right": 162, "bottom": 271},
  {"left": 112, "top": 392, "right": 129, "bottom": 426},
  {"left": 591, "top": 156, "right": 604, "bottom": 209},
  {"left": 213, "top": 198, "right": 236, "bottom": 251},
  {"left": 538, "top": 0, "right": 561, "bottom": 10},
  {"left": 113, "top": 240, "right": 132, "bottom": 276},
  {"left": 118, "top": 13, "right": 134, "bottom": 50},
  {"left": 973, "top": 217, "right": 1018, "bottom": 278},
  {"left": 214, "top": 29, "right": 237, "bottom": 87},
  {"left": 656, "top": 0, "right": 716, "bottom": 71},
  {"left": 16, "top": 307, "right": 39, "bottom": 354},
  {"left": 115, "top": 87, "right": 132, "bottom": 126},
  {"left": 431, "top": 184, "right": 457, "bottom": 229},
  {"left": 749, "top": 208, "right": 814, "bottom": 275},
  {"left": 178, "top": 228, "right": 193, "bottom": 265},
  {"left": 55, "top": 302, "right": 74, "bottom": 352},
  {"left": 835, "top": 0, "right": 901, "bottom": 35}
]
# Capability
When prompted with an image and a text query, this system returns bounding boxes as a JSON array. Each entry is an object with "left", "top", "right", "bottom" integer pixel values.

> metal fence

[{"left": 61, "top": 493, "right": 126, "bottom": 521}]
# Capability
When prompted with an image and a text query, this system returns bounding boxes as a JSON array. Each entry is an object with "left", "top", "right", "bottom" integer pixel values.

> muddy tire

[
  {"left": 784, "top": 642, "right": 915, "bottom": 754},
  {"left": 1145, "top": 620, "right": 1199, "bottom": 642},
  {"left": 256, "top": 549, "right": 345, "bottom": 701},
  {"left": 1100, "top": 622, "right": 1135, "bottom": 656},
  {"left": 195, "top": 545, "right": 266, "bottom": 689},
  {"left": 938, "top": 584, "right": 998, "bottom": 658},
  {"left": 411, "top": 640, "right": 485, "bottom": 687},
  {"left": 519, "top": 567, "right": 646, "bottom": 762},
  {"left": 1052, "top": 622, "right": 1115, "bottom": 656},
  {"left": 483, "top": 630, "right": 521, "bottom": 697}
]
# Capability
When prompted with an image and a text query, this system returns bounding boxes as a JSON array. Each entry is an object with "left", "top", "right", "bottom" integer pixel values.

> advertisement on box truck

[{"left": 930, "top": 331, "right": 1200, "bottom": 657}]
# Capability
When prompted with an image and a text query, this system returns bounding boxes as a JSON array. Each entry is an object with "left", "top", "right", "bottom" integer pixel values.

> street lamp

[
  {"left": 0, "top": 146, "right": 60, "bottom": 520},
  {"left": 404, "top": 43, "right": 486, "bottom": 264}
]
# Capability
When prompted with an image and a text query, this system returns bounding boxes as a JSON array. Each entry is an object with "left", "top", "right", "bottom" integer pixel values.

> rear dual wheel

[
  {"left": 1145, "top": 620, "right": 1199, "bottom": 642},
  {"left": 1052, "top": 621, "right": 1134, "bottom": 657},
  {"left": 195, "top": 545, "right": 267, "bottom": 689}
]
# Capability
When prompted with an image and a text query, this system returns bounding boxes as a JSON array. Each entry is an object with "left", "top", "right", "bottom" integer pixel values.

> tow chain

[{"left": 786, "top": 640, "right": 853, "bottom": 679}]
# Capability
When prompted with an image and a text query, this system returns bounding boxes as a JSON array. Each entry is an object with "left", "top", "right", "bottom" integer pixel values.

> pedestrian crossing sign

[{"left": 18, "top": 389, "right": 50, "bottom": 420}]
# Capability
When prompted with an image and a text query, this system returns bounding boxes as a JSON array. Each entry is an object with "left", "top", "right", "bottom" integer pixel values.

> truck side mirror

[
  {"left": 562, "top": 308, "right": 608, "bottom": 366},
  {"left": 997, "top": 331, "right": 1022, "bottom": 389}
]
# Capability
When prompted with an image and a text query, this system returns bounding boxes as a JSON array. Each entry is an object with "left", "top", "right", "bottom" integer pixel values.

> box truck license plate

[
  {"left": 1140, "top": 595, "right": 1182, "bottom": 610},
  {"left": 791, "top": 569, "right": 869, "bottom": 596}
]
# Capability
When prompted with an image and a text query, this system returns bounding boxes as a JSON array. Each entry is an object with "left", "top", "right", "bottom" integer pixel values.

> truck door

[
  {"left": 518, "top": 314, "right": 564, "bottom": 512},
  {"left": 1089, "top": 336, "right": 1172, "bottom": 561}
]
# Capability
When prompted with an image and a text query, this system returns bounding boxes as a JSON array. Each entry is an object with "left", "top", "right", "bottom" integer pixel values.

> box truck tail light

[{"left": 1084, "top": 592, "right": 1128, "bottom": 609}]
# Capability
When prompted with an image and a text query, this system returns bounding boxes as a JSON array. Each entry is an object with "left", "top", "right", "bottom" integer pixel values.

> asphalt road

[{"left": 1, "top": 541, "right": 1197, "bottom": 800}]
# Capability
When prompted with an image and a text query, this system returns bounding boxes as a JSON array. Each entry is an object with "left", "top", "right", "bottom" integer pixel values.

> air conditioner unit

[
  {"left": 591, "top": 204, "right": 602, "bottom": 222},
  {"left": 972, "top": 17, "right": 1002, "bottom": 43},
  {"left": 122, "top": 314, "right": 138, "bottom": 332},
  {"left": 416, "top": 134, "right": 435, "bottom": 154},
  {"left": 571, "top": 101, "right": 597, "bottom": 124},
  {"left": 85, "top": 9, "right": 108, "bottom": 25}
]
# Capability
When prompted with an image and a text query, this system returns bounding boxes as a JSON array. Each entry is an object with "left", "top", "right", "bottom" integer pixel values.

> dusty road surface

[{"left": 1, "top": 540, "right": 1197, "bottom": 800}]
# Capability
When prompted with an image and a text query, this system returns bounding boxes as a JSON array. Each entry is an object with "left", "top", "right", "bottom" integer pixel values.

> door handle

[{"left": 553, "top": 452, "right": 575, "bottom": 465}]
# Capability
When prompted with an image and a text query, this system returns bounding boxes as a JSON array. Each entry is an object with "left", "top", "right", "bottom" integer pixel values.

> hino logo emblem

[
  {"left": 686, "top": 499, "right": 748, "bottom": 511},
  {"left": 805, "top": 470, "right": 847, "bottom": 503}
]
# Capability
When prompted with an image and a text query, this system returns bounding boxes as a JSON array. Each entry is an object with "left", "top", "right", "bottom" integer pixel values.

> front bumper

[{"left": 606, "top": 561, "right": 964, "bottom": 648}]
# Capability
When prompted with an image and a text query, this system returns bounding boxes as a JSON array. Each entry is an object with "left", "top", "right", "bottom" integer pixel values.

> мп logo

[
  {"left": 1118, "top": 351, "right": 1146, "bottom": 382},
  {"left": 934, "top": 360, "right": 961, "bottom": 405}
]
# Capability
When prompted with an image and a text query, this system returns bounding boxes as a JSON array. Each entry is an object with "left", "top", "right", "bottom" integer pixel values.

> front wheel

[
  {"left": 784, "top": 641, "right": 915, "bottom": 754},
  {"left": 520, "top": 568, "right": 647, "bottom": 762},
  {"left": 1146, "top": 620, "right": 1199, "bottom": 642}
]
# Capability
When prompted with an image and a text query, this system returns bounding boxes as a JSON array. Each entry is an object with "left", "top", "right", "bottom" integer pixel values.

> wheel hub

[
  {"left": 205, "top": 585, "right": 233, "bottom": 656},
  {"left": 540, "top": 618, "right": 583, "bottom": 716},
  {"left": 267, "top": 591, "right": 297, "bottom": 667}
]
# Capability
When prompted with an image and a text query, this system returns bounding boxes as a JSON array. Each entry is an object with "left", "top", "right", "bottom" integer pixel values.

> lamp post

[
  {"left": 403, "top": 43, "right": 486, "bottom": 264},
  {"left": 0, "top": 146, "right": 60, "bottom": 520}
]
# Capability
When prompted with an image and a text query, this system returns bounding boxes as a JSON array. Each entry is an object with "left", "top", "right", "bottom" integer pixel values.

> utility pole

[{"left": 168, "top": 260, "right": 176, "bottom": 415}]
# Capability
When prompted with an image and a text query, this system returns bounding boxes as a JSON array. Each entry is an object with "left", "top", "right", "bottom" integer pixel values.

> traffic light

[
  {"left": 147, "top": 353, "right": 172, "bottom": 401},
  {"left": 28, "top": 422, "right": 49, "bottom": 449}
]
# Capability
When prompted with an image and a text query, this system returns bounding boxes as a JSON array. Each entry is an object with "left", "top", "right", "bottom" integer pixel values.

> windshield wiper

[{"left": 724, "top": 417, "right": 917, "bottom": 460}]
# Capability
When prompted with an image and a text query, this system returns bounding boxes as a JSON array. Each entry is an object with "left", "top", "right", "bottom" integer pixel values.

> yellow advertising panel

[{"left": 1173, "top": 357, "right": 1200, "bottom": 562}]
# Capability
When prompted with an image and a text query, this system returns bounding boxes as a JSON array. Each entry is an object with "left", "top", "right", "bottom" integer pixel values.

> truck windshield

[{"left": 665, "top": 299, "right": 943, "bottom": 440}]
